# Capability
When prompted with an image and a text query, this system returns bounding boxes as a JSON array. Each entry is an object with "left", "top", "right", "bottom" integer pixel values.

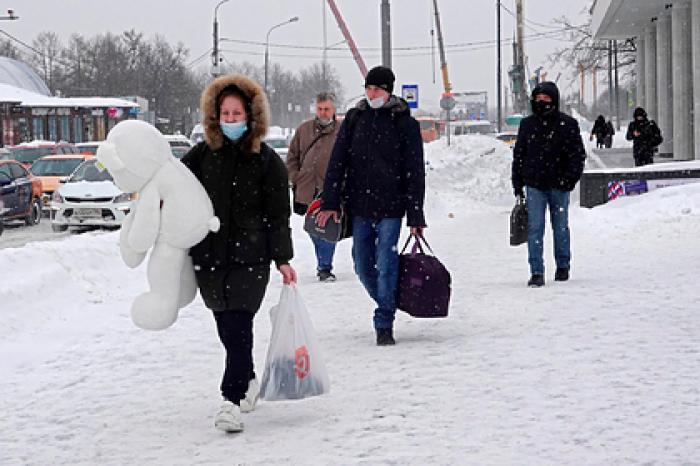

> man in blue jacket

[
  {"left": 512, "top": 81, "right": 586, "bottom": 287},
  {"left": 316, "top": 66, "right": 426, "bottom": 345}
]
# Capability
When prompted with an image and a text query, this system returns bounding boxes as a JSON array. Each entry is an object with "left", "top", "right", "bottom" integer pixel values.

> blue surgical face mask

[
  {"left": 220, "top": 121, "right": 247, "bottom": 141},
  {"left": 367, "top": 94, "right": 385, "bottom": 109}
]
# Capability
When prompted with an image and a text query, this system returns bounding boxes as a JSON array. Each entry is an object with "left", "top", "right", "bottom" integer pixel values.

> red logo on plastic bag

[{"left": 295, "top": 345, "right": 310, "bottom": 379}]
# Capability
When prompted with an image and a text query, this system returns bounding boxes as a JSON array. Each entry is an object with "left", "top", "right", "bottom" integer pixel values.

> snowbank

[
  {"left": 424, "top": 134, "right": 513, "bottom": 212},
  {"left": 0, "top": 231, "right": 139, "bottom": 342}
]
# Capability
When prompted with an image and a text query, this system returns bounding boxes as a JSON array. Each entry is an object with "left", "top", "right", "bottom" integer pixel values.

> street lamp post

[
  {"left": 212, "top": 0, "right": 230, "bottom": 77},
  {"left": 0, "top": 9, "right": 18, "bottom": 20},
  {"left": 264, "top": 16, "right": 299, "bottom": 95}
]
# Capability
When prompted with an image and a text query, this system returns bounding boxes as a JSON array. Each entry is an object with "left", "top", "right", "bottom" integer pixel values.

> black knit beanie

[{"left": 364, "top": 66, "right": 395, "bottom": 94}]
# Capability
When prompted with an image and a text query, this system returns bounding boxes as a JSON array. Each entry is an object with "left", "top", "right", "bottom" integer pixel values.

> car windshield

[
  {"left": 77, "top": 145, "right": 99, "bottom": 155},
  {"left": 30, "top": 159, "right": 83, "bottom": 176},
  {"left": 265, "top": 139, "right": 288, "bottom": 149},
  {"left": 171, "top": 147, "right": 189, "bottom": 159},
  {"left": 8, "top": 147, "right": 53, "bottom": 164},
  {"left": 70, "top": 161, "right": 113, "bottom": 182}
]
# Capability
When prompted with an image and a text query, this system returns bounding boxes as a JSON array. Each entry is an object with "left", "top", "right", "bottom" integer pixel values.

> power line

[
  {"left": 217, "top": 31, "right": 567, "bottom": 62},
  {"left": 187, "top": 48, "right": 212, "bottom": 68},
  {"left": 220, "top": 27, "right": 573, "bottom": 56}
]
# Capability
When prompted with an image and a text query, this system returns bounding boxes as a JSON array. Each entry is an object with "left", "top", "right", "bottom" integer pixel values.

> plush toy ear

[{"left": 97, "top": 142, "right": 126, "bottom": 172}]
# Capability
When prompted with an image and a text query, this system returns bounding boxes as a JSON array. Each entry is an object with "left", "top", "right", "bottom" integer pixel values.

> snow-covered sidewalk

[{"left": 1, "top": 137, "right": 699, "bottom": 465}]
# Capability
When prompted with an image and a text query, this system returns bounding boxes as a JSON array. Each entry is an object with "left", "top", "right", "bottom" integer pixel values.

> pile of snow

[
  {"left": 0, "top": 231, "right": 140, "bottom": 343},
  {"left": 583, "top": 181, "right": 700, "bottom": 228},
  {"left": 424, "top": 134, "right": 513, "bottom": 210}
]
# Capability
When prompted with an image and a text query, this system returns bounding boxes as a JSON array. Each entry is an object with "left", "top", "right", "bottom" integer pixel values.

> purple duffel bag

[{"left": 396, "top": 234, "right": 451, "bottom": 318}]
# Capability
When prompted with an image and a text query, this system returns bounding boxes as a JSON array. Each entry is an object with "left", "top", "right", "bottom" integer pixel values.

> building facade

[
  {"left": 591, "top": 0, "right": 700, "bottom": 161},
  {"left": 0, "top": 57, "right": 139, "bottom": 146}
]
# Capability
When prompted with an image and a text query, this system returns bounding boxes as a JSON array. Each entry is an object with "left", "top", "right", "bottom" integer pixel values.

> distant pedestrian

[
  {"left": 315, "top": 65, "right": 426, "bottom": 345},
  {"left": 604, "top": 119, "right": 615, "bottom": 148},
  {"left": 626, "top": 107, "right": 663, "bottom": 167},
  {"left": 181, "top": 73, "right": 296, "bottom": 433},
  {"left": 287, "top": 92, "right": 340, "bottom": 282},
  {"left": 590, "top": 115, "right": 607, "bottom": 149},
  {"left": 512, "top": 81, "right": 586, "bottom": 287}
]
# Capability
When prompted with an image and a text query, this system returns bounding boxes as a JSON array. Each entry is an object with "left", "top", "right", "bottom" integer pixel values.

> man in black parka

[
  {"left": 626, "top": 107, "right": 663, "bottom": 167},
  {"left": 512, "top": 81, "right": 586, "bottom": 287}
]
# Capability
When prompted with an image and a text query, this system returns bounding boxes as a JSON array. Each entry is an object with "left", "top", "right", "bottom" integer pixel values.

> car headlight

[
  {"left": 113, "top": 193, "right": 132, "bottom": 203},
  {"left": 52, "top": 191, "right": 64, "bottom": 203}
]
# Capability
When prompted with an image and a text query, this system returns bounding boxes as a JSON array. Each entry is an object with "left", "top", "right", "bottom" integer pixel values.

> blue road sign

[{"left": 402, "top": 84, "right": 419, "bottom": 109}]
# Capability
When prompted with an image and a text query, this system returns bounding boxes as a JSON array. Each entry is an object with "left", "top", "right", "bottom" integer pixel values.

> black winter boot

[
  {"left": 376, "top": 328, "right": 395, "bottom": 346},
  {"left": 555, "top": 268, "right": 570, "bottom": 281},
  {"left": 317, "top": 269, "right": 337, "bottom": 282},
  {"left": 527, "top": 274, "right": 545, "bottom": 287}
]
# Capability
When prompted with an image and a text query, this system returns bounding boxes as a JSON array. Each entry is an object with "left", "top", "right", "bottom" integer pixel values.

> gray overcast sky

[{"left": 4, "top": 0, "right": 591, "bottom": 111}]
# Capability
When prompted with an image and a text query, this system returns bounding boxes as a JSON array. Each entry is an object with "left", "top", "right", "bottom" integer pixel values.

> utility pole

[
  {"left": 496, "top": 0, "right": 502, "bottom": 132},
  {"left": 212, "top": 0, "right": 230, "bottom": 78},
  {"left": 592, "top": 66, "right": 598, "bottom": 111},
  {"left": 515, "top": 0, "right": 527, "bottom": 113},
  {"left": 381, "top": 0, "right": 392, "bottom": 68},
  {"left": 322, "top": 0, "right": 327, "bottom": 84}
]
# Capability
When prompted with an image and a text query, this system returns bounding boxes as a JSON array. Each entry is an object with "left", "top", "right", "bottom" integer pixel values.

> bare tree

[
  {"left": 30, "top": 31, "right": 63, "bottom": 93},
  {"left": 547, "top": 10, "right": 637, "bottom": 83},
  {"left": 0, "top": 39, "right": 22, "bottom": 60}
]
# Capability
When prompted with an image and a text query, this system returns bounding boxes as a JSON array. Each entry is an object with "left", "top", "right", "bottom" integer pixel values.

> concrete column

[
  {"left": 672, "top": 1, "right": 693, "bottom": 160},
  {"left": 644, "top": 23, "right": 657, "bottom": 121},
  {"left": 656, "top": 13, "right": 673, "bottom": 156},
  {"left": 636, "top": 37, "right": 645, "bottom": 109},
  {"left": 692, "top": 0, "right": 700, "bottom": 160}
]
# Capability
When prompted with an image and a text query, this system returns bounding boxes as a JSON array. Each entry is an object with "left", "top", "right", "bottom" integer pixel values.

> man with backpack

[
  {"left": 315, "top": 65, "right": 426, "bottom": 346},
  {"left": 287, "top": 92, "right": 341, "bottom": 282},
  {"left": 626, "top": 107, "right": 663, "bottom": 166}
]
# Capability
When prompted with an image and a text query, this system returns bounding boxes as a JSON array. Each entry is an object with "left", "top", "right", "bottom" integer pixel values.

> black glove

[{"left": 514, "top": 187, "right": 524, "bottom": 198}]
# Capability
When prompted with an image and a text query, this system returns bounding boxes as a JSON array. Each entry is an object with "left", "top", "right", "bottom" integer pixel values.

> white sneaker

[
  {"left": 214, "top": 400, "right": 244, "bottom": 433},
  {"left": 240, "top": 378, "right": 260, "bottom": 413}
]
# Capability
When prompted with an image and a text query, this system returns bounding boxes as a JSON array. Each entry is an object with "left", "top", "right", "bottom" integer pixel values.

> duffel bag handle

[{"left": 400, "top": 232, "right": 435, "bottom": 256}]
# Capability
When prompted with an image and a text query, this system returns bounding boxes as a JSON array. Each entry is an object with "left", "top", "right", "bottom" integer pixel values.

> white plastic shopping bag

[{"left": 260, "top": 284, "right": 331, "bottom": 401}]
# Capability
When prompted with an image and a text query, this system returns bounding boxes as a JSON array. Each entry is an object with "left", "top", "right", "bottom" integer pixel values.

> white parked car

[
  {"left": 264, "top": 135, "right": 290, "bottom": 162},
  {"left": 163, "top": 134, "right": 193, "bottom": 148},
  {"left": 189, "top": 124, "right": 204, "bottom": 145},
  {"left": 50, "top": 159, "right": 133, "bottom": 232}
]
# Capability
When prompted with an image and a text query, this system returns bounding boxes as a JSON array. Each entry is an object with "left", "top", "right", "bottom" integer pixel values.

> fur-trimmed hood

[{"left": 200, "top": 74, "right": 269, "bottom": 153}]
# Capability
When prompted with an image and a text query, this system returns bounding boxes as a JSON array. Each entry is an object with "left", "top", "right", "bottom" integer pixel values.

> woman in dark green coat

[{"left": 182, "top": 74, "right": 295, "bottom": 433}]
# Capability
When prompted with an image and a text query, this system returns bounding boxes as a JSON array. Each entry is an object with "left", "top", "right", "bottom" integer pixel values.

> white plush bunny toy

[{"left": 97, "top": 120, "right": 219, "bottom": 330}]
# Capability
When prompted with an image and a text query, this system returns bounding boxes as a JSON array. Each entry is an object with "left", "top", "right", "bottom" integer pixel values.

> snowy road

[
  {"left": 0, "top": 218, "right": 69, "bottom": 249},
  {"left": 1, "top": 136, "right": 699, "bottom": 465}
]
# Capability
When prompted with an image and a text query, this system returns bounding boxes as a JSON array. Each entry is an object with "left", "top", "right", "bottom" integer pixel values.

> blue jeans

[
  {"left": 526, "top": 186, "right": 571, "bottom": 275},
  {"left": 309, "top": 233, "right": 336, "bottom": 271},
  {"left": 351, "top": 217, "right": 402, "bottom": 330}
]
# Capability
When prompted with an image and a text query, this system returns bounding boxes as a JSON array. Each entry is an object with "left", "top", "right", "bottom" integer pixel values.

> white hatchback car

[{"left": 50, "top": 159, "right": 133, "bottom": 232}]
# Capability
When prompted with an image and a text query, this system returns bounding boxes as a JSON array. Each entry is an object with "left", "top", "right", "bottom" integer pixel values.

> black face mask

[{"left": 531, "top": 100, "right": 555, "bottom": 117}]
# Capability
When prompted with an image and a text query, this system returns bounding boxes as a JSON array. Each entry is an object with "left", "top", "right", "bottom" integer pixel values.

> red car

[
  {"left": 0, "top": 160, "right": 43, "bottom": 227},
  {"left": 3, "top": 141, "right": 79, "bottom": 168}
]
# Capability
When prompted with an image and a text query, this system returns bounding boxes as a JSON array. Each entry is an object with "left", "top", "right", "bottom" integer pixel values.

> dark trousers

[{"left": 213, "top": 311, "right": 255, "bottom": 405}]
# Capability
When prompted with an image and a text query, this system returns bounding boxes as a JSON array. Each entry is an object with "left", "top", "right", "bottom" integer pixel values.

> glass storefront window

[
  {"left": 32, "top": 117, "right": 44, "bottom": 140},
  {"left": 48, "top": 116, "right": 58, "bottom": 141}
]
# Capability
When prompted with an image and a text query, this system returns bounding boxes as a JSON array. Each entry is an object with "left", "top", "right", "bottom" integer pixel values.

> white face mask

[{"left": 367, "top": 95, "right": 385, "bottom": 109}]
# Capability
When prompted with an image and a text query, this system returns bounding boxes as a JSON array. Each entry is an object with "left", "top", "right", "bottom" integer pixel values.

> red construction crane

[{"left": 326, "top": 0, "right": 368, "bottom": 78}]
